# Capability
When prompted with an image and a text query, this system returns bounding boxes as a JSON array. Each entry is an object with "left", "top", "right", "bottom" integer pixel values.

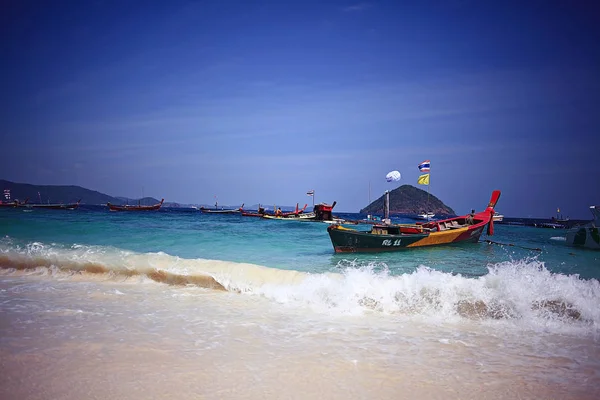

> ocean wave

[{"left": 1, "top": 240, "right": 599, "bottom": 332}]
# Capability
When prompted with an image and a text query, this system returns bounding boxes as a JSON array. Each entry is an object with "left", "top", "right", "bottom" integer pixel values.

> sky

[{"left": 1, "top": 0, "right": 599, "bottom": 218}]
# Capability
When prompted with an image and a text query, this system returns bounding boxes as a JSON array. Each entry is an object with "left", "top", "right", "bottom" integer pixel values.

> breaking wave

[{"left": 1, "top": 239, "right": 599, "bottom": 334}]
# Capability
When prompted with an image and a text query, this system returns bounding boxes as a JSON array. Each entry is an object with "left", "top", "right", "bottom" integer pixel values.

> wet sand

[{"left": 1, "top": 275, "right": 599, "bottom": 400}]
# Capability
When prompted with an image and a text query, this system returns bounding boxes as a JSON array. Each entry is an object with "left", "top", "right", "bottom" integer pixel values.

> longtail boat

[
  {"left": 200, "top": 203, "right": 244, "bottom": 214},
  {"left": 26, "top": 200, "right": 80, "bottom": 210},
  {"left": 565, "top": 206, "right": 600, "bottom": 250},
  {"left": 243, "top": 203, "right": 308, "bottom": 217},
  {"left": 242, "top": 205, "right": 268, "bottom": 217},
  {"left": 241, "top": 207, "right": 266, "bottom": 217},
  {"left": 107, "top": 199, "right": 164, "bottom": 211},
  {"left": 262, "top": 202, "right": 340, "bottom": 223},
  {"left": 327, "top": 191, "right": 501, "bottom": 253}
]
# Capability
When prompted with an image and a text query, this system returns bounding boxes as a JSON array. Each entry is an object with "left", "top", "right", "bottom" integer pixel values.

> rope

[{"left": 483, "top": 239, "right": 542, "bottom": 252}]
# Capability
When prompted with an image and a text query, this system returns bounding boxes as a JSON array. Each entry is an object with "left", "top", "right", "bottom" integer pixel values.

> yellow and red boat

[{"left": 327, "top": 191, "right": 501, "bottom": 253}]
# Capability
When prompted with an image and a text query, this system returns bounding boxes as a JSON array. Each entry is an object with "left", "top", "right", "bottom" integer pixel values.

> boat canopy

[{"left": 591, "top": 206, "right": 600, "bottom": 226}]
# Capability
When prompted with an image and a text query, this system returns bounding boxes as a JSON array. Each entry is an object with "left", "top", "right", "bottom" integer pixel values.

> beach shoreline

[{"left": 1, "top": 274, "right": 598, "bottom": 400}]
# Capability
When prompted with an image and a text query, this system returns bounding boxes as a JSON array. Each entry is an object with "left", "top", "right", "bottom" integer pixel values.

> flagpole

[
  {"left": 307, "top": 190, "right": 315, "bottom": 207},
  {"left": 426, "top": 169, "right": 431, "bottom": 219}
]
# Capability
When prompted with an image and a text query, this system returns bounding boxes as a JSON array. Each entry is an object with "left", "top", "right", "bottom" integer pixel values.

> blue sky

[{"left": 1, "top": 0, "right": 599, "bottom": 217}]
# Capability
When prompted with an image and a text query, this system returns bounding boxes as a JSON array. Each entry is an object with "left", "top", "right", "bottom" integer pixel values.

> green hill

[
  {"left": 360, "top": 184, "right": 455, "bottom": 215},
  {"left": 0, "top": 179, "right": 158, "bottom": 205}
]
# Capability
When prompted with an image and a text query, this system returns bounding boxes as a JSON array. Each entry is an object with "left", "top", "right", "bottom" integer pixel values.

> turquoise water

[
  {"left": 1, "top": 206, "right": 598, "bottom": 278},
  {"left": 1, "top": 206, "right": 599, "bottom": 328}
]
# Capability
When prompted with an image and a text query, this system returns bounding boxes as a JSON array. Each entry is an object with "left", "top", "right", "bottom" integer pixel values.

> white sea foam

[
  {"left": 1, "top": 239, "right": 599, "bottom": 335},
  {"left": 550, "top": 236, "right": 567, "bottom": 241}
]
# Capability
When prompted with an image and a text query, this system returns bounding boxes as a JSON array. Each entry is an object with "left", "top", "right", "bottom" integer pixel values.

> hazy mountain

[{"left": 0, "top": 179, "right": 157, "bottom": 205}]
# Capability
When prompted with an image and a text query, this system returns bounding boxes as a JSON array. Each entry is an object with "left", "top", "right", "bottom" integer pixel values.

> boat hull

[
  {"left": 29, "top": 203, "right": 80, "bottom": 210},
  {"left": 566, "top": 227, "right": 600, "bottom": 250},
  {"left": 262, "top": 212, "right": 342, "bottom": 224},
  {"left": 25, "top": 200, "right": 80, "bottom": 210},
  {"left": 0, "top": 202, "right": 23, "bottom": 208},
  {"left": 262, "top": 212, "right": 317, "bottom": 221},
  {"left": 108, "top": 199, "right": 163, "bottom": 211},
  {"left": 201, "top": 209, "right": 241, "bottom": 214},
  {"left": 328, "top": 224, "right": 484, "bottom": 253},
  {"left": 241, "top": 212, "right": 265, "bottom": 217}
]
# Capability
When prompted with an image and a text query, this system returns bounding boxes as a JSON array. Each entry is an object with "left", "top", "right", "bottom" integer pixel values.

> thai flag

[
  {"left": 307, "top": 190, "right": 314, "bottom": 196},
  {"left": 418, "top": 160, "right": 430, "bottom": 172}
]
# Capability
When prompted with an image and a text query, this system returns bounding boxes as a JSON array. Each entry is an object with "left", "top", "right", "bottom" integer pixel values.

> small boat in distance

[
  {"left": 416, "top": 212, "right": 435, "bottom": 220},
  {"left": 493, "top": 212, "right": 504, "bottom": 222},
  {"left": 327, "top": 190, "right": 500, "bottom": 253},
  {"left": 241, "top": 203, "right": 307, "bottom": 217},
  {"left": 107, "top": 199, "right": 164, "bottom": 211},
  {"left": 200, "top": 203, "right": 244, "bottom": 214},
  {"left": 552, "top": 208, "right": 569, "bottom": 224},
  {"left": 241, "top": 205, "right": 267, "bottom": 217},
  {"left": 565, "top": 206, "right": 599, "bottom": 250},
  {"left": 262, "top": 202, "right": 339, "bottom": 223},
  {"left": 25, "top": 200, "right": 81, "bottom": 210},
  {"left": 0, "top": 198, "right": 29, "bottom": 208}
]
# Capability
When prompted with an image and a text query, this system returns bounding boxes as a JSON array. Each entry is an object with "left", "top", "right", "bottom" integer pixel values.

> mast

[
  {"left": 307, "top": 189, "right": 315, "bottom": 207},
  {"left": 368, "top": 180, "right": 371, "bottom": 217},
  {"left": 384, "top": 190, "right": 390, "bottom": 223},
  {"left": 426, "top": 163, "right": 431, "bottom": 214}
]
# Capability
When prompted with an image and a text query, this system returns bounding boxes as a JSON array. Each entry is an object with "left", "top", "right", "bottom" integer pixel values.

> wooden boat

[
  {"left": 25, "top": 200, "right": 80, "bottom": 210},
  {"left": 262, "top": 202, "right": 340, "bottom": 223},
  {"left": 244, "top": 203, "right": 308, "bottom": 218},
  {"left": 200, "top": 203, "right": 244, "bottom": 214},
  {"left": 565, "top": 206, "right": 599, "bottom": 250},
  {"left": 107, "top": 199, "right": 164, "bottom": 211},
  {"left": 241, "top": 205, "right": 267, "bottom": 217},
  {"left": 552, "top": 207, "right": 569, "bottom": 224},
  {"left": 327, "top": 191, "right": 501, "bottom": 253}
]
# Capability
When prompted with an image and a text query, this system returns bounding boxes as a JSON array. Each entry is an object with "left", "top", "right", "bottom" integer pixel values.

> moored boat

[
  {"left": 416, "top": 212, "right": 435, "bottom": 220},
  {"left": 552, "top": 207, "right": 569, "bottom": 224},
  {"left": 565, "top": 206, "right": 599, "bottom": 250},
  {"left": 242, "top": 203, "right": 307, "bottom": 217},
  {"left": 25, "top": 200, "right": 80, "bottom": 210},
  {"left": 0, "top": 198, "right": 29, "bottom": 208},
  {"left": 327, "top": 191, "right": 501, "bottom": 253},
  {"left": 200, "top": 203, "right": 244, "bottom": 214},
  {"left": 262, "top": 202, "right": 339, "bottom": 223},
  {"left": 107, "top": 199, "right": 164, "bottom": 211},
  {"left": 241, "top": 205, "right": 267, "bottom": 217}
]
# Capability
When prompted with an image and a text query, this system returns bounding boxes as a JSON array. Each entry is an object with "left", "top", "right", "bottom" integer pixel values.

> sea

[{"left": 1, "top": 205, "right": 599, "bottom": 400}]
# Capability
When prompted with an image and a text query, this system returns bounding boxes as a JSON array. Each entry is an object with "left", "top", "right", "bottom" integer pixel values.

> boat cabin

[{"left": 314, "top": 202, "right": 336, "bottom": 221}]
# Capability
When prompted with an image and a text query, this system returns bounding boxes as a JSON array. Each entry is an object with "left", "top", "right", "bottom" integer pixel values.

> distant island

[
  {"left": 2, "top": 179, "right": 455, "bottom": 213},
  {"left": 360, "top": 184, "right": 455, "bottom": 215},
  {"left": 0, "top": 179, "right": 162, "bottom": 206}
]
